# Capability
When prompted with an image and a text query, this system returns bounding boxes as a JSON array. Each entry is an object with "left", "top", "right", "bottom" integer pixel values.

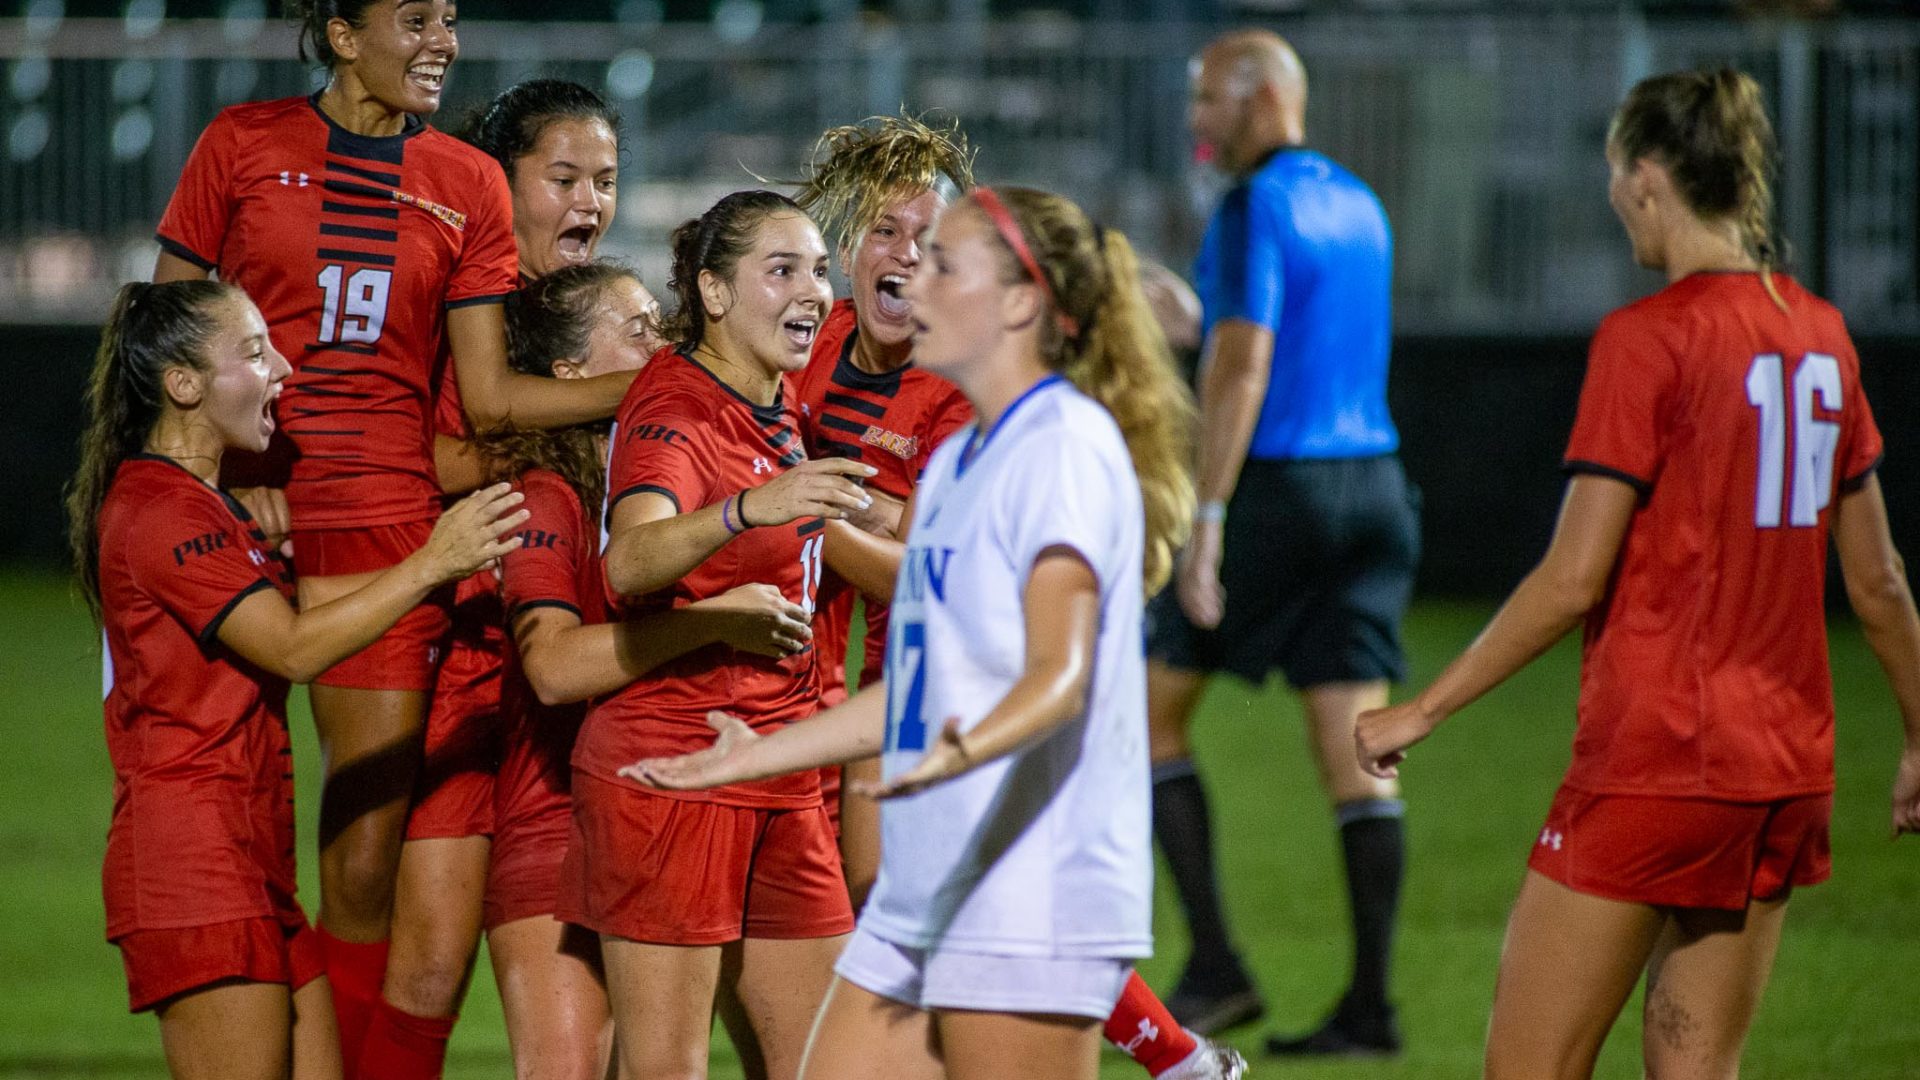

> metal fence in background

[{"left": 2, "top": 11, "right": 1916, "bottom": 333}]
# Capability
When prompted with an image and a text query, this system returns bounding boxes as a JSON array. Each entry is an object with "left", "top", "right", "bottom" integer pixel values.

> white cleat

[{"left": 1158, "top": 1030, "right": 1249, "bottom": 1080}]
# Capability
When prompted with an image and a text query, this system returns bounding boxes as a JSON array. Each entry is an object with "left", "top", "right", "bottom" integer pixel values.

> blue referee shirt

[{"left": 1193, "top": 147, "right": 1398, "bottom": 460}]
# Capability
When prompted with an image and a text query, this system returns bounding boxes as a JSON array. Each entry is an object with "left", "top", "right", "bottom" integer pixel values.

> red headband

[{"left": 971, "top": 186, "right": 1080, "bottom": 339}]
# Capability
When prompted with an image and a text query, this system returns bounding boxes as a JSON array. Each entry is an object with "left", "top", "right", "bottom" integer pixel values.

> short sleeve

[
  {"left": 1206, "top": 184, "right": 1285, "bottom": 332},
  {"left": 1562, "top": 311, "right": 1676, "bottom": 494},
  {"left": 155, "top": 111, "right": 239, "bottom": 271},
  {"left": 607, "top": 389, "right": 716, "bottom": 516},
  {"left": 1840, "top": 344, "right": 1885, "bottom": 493},
  {"left": 916, "top": 388, "right": 975, "bottom": 478},
  {"left": 1000, "top": 432, "right": 1130, "bottom": 589},
  {"left": 125, "top": 493, "right": 275, "bottom": 645},
  {"left": 501, "top": 475, "right": 589, "bottom": 619},
  {"left": 445, "top": 161, "right": 519, "bottom": 308}
]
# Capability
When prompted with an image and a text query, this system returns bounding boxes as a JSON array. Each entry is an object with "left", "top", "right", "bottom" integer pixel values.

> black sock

[
  {"left": 1336, "top": 798, "right": 1405, "bottom": 1016},
  {"left": 1152, "top": 759, "right": 1240, "bottom": 981}
]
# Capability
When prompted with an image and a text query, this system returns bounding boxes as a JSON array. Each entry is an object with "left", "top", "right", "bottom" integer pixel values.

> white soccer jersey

[{"left": 860, "top": 376, "right": 1153, "bottom": 960}]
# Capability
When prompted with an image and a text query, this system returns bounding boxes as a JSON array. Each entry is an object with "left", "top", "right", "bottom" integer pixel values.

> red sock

[
  {"left": 357, "top": 997, "right": 457, "bottom": 1080},
  {"left": 319, "top": 930, "right": 390, "bottom": 1080},
  {"left": 1105, "top": 971, "right": 1200, "bottom": 1078}
]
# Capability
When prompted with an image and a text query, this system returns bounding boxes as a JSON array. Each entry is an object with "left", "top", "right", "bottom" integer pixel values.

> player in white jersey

[{"left": 627, "top": 185, "right": 1195, "bottom": 1079}]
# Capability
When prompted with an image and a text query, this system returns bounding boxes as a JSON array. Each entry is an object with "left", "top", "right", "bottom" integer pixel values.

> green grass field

[{"left": 2, "top": 566, "right": 1915, "bottom": 1078}]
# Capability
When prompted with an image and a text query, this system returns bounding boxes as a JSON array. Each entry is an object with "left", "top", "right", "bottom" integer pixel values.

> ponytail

[
  {"left": 971, "top": 187, "right": 1196, "bottom": 594},
  {"left": 1610, "top": 67, "right": 1788, "bottom": 311},
  {"left": 66, "top": 280, "right": 237, "bottom": 624}
]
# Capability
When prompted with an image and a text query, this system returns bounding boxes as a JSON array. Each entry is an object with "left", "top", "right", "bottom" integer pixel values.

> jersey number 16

[{"left": 1746, "top": 352, "right": 1841, "bottom": 529}]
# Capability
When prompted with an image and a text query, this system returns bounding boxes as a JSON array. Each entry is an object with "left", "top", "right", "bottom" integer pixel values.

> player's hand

[
  {"left": 621, "top": 710, "right": 760, "bottom": 791},
  {"left": 232, "top": 486, "right": 293, "bottom": 559},
  {"left": 856, "top": 717, "right": 975, "bottom": 800},
  {"left": 1892, "top": 744, "right": 1920, "bottom": 838},
  {"left": 416, "top": 483, "right": 528, "bottom": 584},
  {"left": 1355, "top": 699, "right": 1440, "bottom": 780},
  {"left": 1176, "top": 520, "right": 1226, "bottom": 629},
  {"left": 740, "top": 459, "right": 876, "bottom": 528},
  {"left": 846, "top": 487, "right": 907, "bottom": 538},
  {"left": 695, "top": 583, "right": 811, "bottom": 658}
]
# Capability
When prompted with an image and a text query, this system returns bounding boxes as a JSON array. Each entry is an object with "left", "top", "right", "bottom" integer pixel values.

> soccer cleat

[
  {"left": 1263, "top": 1002, "right": 1401, "bottom": 1058},
  {"left": 1163, "top": 962, "right": 1265, "bottom": 1037},
  {"left": 1157, "top": 1031, "right": 1249, "bottom": 1079}
]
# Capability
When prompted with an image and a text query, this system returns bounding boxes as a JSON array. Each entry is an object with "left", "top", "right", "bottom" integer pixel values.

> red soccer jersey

[
  {"left": 792, "top": 300, "right": 973, "bottom": 700},
  {"left": 582, "top": 351, "right": 825, "bottom": 808},
  {"left": 1561, "top": 273, "right": 1883, "bottom": 801},
  {"left": 156, "top": 95, "right": 519, "bottom": 530},
  {"left": 97, "top": 455, "right": 300, "bottom": 938},
  {"left": 496, "top": 468, "right": 607, "bottom": 834}
]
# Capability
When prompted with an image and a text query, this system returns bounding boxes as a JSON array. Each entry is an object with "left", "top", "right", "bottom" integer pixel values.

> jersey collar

[
  {"left": 956, "top": 374, "right": 1065, "bottom": 477},
  {"left": 674, "top": 347, "right": 788, "bottom": 426}
]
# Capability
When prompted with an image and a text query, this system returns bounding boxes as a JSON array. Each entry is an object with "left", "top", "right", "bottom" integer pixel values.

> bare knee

[
  {"left": 1642, "top": 981, "right": 1742, "bottom": 1080},
  {"left": 326, "top": 840, "right": 401, "bottom": 921},
  {"left": 384, "top": 945, "right": 475, "bottom": 1017}
]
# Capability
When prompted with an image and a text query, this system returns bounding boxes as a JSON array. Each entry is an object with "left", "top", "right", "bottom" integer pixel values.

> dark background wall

[{"left": 10, "top": 326, "right": 1918, "bottom": 595}]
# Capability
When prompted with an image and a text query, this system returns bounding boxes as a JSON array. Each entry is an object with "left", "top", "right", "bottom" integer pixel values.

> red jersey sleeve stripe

[
  {"left": 155, "top": 234, "right": 216, "bottom": 271},
  {"left": 610, "top": 483, "right": 681, "bottom": 514},
  {"left": 445, "top": 293, "right": 513, "bottom": 310},
  {"left": 509, "top": 598, "right": 582, "bottom": 622},
  {"left": 199, "top": 577, "right": 276, "bottom": 646},
  {"left": 1562, "top": 458, "right": 1652, "bottom": 495},
  {"left": 1842, "top": 453, "right": 1884, "bottom": 494}
]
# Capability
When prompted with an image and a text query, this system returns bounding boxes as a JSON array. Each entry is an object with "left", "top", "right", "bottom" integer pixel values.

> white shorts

[{"left": 834, "top": 923, "right": 1132, "bottom": 1020}]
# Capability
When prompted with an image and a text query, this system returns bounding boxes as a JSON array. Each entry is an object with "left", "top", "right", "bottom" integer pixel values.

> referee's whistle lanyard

[{"left": 958, "top": 374, "right": 1065, "bottom": 475}]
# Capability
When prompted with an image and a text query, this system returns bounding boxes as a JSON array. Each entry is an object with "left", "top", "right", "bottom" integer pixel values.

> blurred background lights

[
  {"left": 9, "top": 109, "right": 51, "bottom": 162},
  {"left": 215, "top": 59, "right": 260, "bottom": 103},
  {"left": 24, "top": 0, "right": 65, "bottom": 45},
  {"left": 606, "top": 50, "right": 655, "bottom": 100},
  {"left": 111, "top": 60, "right": 156, "bottom": 105},
  {"left": 10, "top": 56, "right": 53, "bottom": 103},
  {"left": 615, "top": 0, "right": 663, "bottom": 26},
  {"left": 111, "top": 108, "right": 154, "bottom": 161},
  {"left": 712, "top": 0, "right": 764, "bottom": 44},
  {"left": 123, "top": 0, "right": 166, "bottom": 40},
  {"left": 224, "top": 0, "right": 267, "bottom": 42}
]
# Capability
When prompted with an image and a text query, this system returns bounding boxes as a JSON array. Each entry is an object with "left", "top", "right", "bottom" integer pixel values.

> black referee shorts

[{"left": 1147, "top": 454, "right": 1420, "bottom": 688}]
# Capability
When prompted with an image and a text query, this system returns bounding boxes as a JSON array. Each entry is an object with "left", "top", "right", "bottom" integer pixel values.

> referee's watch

[{"left": 1195, "top": 500, "right": 1227, "bottom": 525}]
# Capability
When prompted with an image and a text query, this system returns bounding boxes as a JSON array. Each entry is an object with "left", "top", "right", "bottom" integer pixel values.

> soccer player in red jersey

[
  {"left": 789, "top": 117, "right": 1242, "bottom": 1080},
  {"left": 1357, "top": 70, "right": 1920, "bottom": 1079},
  {"left": 483, "top": 260, "right": 816, "bottom": 1080},
  {"left": 575, "top": 190, "right": 874, "bottom": 1080},
  {"left": 149, "top": 7, "right": 634, "bottom": 1069},
  {"left": 68, "top": 280, "right": 524, "bottom": 1080},
  {"left": 365, "top": 80, "right": 632, "bottom": 1079}
]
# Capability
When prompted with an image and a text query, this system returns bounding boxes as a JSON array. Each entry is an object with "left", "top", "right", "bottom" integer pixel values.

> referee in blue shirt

[{"left": 1148, "top": 29, "right": 1419, "bottom": 1057}]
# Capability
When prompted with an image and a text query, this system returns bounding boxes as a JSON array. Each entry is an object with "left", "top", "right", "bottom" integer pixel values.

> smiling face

[
  {"left": 510, "top": 117, "right": 620, "bottom": 279},
  {"left": 847, "top": 187, "right": 944, "bottom": 350},
  {"left": 900, "top": 204, "right": 1016, "bottom": 381},
  {"left": 555, "top": 276, "right": 665, "bottom": 381},
  {"left": 197, "top": 294, "right": 292, "bottom": 454},
  {"left": 703, "top": 211, "right": 832, "bottom": 377},
  {"left": 336, "top": 0, "right": 458, "bottom": 117}
]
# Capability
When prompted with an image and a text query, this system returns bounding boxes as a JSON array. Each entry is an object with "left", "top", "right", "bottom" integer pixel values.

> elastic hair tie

[{"left": 972, "top": 186, "right": 1080, "bottom": 339}]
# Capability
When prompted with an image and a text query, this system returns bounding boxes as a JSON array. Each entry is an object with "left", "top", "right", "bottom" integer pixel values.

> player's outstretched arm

[
  {"left": 1356, "top": 474, "right": 1637, "bottom": 778},
  {"left": 515, "top": 583, "right": 812, "bottom": 706},
  {"left": 861, "top": 546, "right": 1101, "bottom": 800},
  {"left": 1832, "top": 474, "right": 1920, "bottom": 836},
  {"left": 448, "top": 303, "right": 635, "bottom": 430},
  {"left": 604, "top": 459, "right": 874, "bottom": 598},
  {"left": 217, "top": 484, "right": 527, "bottom": 683},
  {"left": 622, "top": 682, "right": 890, "bottom": 791}
]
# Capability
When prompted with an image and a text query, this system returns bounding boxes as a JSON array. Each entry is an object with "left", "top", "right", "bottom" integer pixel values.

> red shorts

[
  {"left": 294, "top": 521, "right": 452, "bottom": 692},
  {"left": 406, "top": 628, "right": 503, "bottom": 841},
  {"left": 557, "top": 772, "right": 854, "bottom": 946},
  {"left": 485, "top": 705, "right": 582, "bottom": 930},
  {"left": 820, "top": 765, "right": 844, "bottom": 836},
  {"left": 117, "top": 915, "right": 326, "bottom": 1013},
  {"left": 1528, "top": 786, "right": 1832, "bottom": 910}
]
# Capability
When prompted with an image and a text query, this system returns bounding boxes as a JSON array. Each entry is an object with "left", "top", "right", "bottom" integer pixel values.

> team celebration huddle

[{"left": 66, "top": 1, "right": 1920, "bottom": 1079}]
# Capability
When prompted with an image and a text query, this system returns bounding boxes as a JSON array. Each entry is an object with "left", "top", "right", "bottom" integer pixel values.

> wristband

[
  {"left": 720, "top": 495, "right": 743, "bottom": 536},
  {"left": 1195, "top": 500, "right": 1227, "bottom": 524},
  {"left": 737, "top": 487, "right": 756, "bottom": 529}
]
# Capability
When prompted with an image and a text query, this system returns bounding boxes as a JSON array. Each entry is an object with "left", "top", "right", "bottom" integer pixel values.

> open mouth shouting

[
  {"left": 783, "top": 315, "right": 819, "bottom": 350},
  {"left": 873, "top": 273, "right": 913, "bottom": 321},
  {"left": 556, "top": 222, "right": 599, "bottom": 264}
]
